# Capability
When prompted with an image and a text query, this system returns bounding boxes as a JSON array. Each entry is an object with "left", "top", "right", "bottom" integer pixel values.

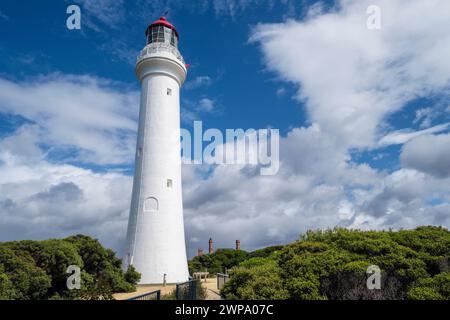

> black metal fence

[
  {"left": 217, "top": 273, "right": 229, "bottom": 290},
  {"left": 128, "top": 290, "right": 161, "bottom": 300},
  {"left": 176, "top": 280, "right": 200, "bottom": 300}
]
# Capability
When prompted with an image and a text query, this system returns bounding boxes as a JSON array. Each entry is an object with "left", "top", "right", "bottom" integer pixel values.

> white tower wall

[{"left": 124, "top": 41, "right": 189, "bottom": 284}]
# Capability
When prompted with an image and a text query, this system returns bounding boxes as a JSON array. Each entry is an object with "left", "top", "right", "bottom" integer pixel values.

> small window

[
  {"left": 167, "top": 179, "right": 173, "bottom": 188},
  {"left": 167, "top": 88, "right": 172, "bottom": 96},
  {"left": 137, "top": 147, "right": 142, "bottom": 157}
]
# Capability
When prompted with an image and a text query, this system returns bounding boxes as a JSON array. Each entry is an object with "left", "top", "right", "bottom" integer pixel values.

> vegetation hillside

[
  {"left": 0, "top": 235, "right": 140, "bottom": 300},
  {"left": 188, "top": 245, "right": 284, "bottom": 275},
  {"left": 219, "top": 226, "right": 450, "bottom": 300}
]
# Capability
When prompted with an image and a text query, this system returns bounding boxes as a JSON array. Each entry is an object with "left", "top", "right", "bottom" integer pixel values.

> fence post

[{"left": 191, "top": 280, "right": 197, "bottom": 300}]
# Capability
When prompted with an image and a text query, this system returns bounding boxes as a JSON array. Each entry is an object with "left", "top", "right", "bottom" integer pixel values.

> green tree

[
  {"left": 189, "top": 249, "right": 249, "bottom": 275},
  {"left": 0, "top": 235, "right": 140, "bottom": 300}
]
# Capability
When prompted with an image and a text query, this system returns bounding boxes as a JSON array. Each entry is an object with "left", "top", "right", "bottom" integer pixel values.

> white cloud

[
  {"left": 401, "top": 133, "right": 450, "bottom": 178},
  {"left": 73, "top": 0, "right": 125, "bottom": 29},
  {"left": 183, "top": 0, "right": 450, "bottom": 254},
  {"left": 378, "top": 123, "right": 450, "bottom": 146},
  {"left": 250, "top": 0, "right": 450, "bottom": 148},
  {"left": 276, "top": 87, "right": 286, "bottom": 97},
  {"left": 354, "top": 168, "right": 450, "bottom": 227},
  {"left": 2, "top": 0, "right": 450, "bottom": 258},
  {"left": 414, "top": 107, "right": 433, "bottom": 128},
  {"left": 184, "top": 76, "right": 212, "bottom": 90},
  {"left": 197, "top": 98, "right": 216, "bottom": 113},
  {"left": 181, "top": 97, "right": 220, "bottom": 123},
  {"left": 0, "top": 74, "right": 139, "bottom": 165},
  {"left": 182, "top": 124, "right": 450, "bottom": 256},
  {"left": 0, "top": 129, "right": 132, "bottom": 253},
  {"left": 182, "top": 125, "right": 375, "bottom": 254},
  {"left": 0, "top": 74, "right": 138, "bottom": 252},
  {"left": 0, "top": 70, "right": 448, "bottom": 258}
]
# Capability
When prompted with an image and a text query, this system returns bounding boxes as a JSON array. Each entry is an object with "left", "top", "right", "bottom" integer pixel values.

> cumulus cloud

[
  {"left": 0, "top": 130, "right": 132, "bottom": 253},
  {"left": 0, "top": 74, "right": 137, "bottom": 254},
  {"left": 250, "top": 0, "right": 450, "bottom": 148},
  {"left": 183, "top": 0, "right": 450, "bottom": 255},
  {"left": 0, "top": 74, "right": 139, "bottom": 165},
  {"left": 2, "top": 0, "right": 450, "bottom": 259},
  {"left": 357, "top": 168, "right": 450, "bottom": 225},
  {"left": 182, "top": 127, "right": 450, "bottom": 256},
  {"left": 181, "top": 97, "right": 220, "bottom": 124},
  {"left": 182, "top": 124, "right": 375, "bottom": 254},
  {"left": 401, "top": 133, "right": 450, "bottom": 178}
]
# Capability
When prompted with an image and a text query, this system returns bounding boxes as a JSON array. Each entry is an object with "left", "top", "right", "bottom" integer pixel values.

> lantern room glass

[{"left": 146, "top": 25, "right": 178, "bottom": 49}]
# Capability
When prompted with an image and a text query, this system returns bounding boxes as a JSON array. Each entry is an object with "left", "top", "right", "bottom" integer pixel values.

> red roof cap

[{"left": 148, "top": 16, "right": 179, "bottom": 38}]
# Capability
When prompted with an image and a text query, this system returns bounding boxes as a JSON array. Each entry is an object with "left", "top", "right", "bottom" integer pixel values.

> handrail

[
  {"left": 137, "top": 43, "right": 185, "bottom": 65},
  {"left": 127, "top": 289, "right": 161, "bottom": 300}
]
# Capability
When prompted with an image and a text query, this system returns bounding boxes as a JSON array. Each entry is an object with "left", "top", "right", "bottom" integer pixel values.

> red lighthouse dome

[{"left": 150, "top": 16, "right": 179, "bottom": 38}]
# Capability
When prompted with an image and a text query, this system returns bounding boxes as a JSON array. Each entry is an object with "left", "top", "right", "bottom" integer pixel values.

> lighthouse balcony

[{"left": 137, "top": 43, "right": 185, "bottom": 65}]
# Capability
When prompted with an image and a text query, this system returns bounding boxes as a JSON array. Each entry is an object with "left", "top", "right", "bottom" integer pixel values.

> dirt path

[
  {"left": 114, "top": 277, "right": 222, "bottom": 300},
  {"left": 202, "top": 277, "right": 222, "bottom": 300},
  {"left": 113, "top": 284, "right": 176, "bottom": 300}
]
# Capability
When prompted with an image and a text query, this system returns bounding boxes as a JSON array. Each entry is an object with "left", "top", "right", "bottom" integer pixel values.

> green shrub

[
  {"left": 0, "top": 235, "right": 140, "bottom": 300},
  {"left": 220, "top": 226, "right": 450, "bottom": 300}
]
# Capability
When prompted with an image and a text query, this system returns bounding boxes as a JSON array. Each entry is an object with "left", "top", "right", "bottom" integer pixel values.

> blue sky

[
  {"left": 0, "top": 0, "right": 449, "bottom": 258},
  {"left": 0, "top": 1, "right": 305, "bottom": 133}
]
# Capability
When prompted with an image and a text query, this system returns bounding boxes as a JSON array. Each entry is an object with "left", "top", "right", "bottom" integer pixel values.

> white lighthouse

[{"left": 123, "top": 16, "right": 189, "bottom": 284}]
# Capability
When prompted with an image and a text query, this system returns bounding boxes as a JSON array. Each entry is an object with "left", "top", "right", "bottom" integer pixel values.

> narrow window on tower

[
  {"left": 167, "top": 88, "right": 172, "bottom": 96},
  {"left": 167, "top": 179, "right": 173, "bottom": 188},
  {"left": 137, "top": 147, "right": 142, "bottom": 157}
]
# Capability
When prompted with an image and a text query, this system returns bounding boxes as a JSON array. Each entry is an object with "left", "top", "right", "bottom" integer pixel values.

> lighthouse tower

[{"left": 123, "top": 17, "right": 189, "bottom": 284}]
